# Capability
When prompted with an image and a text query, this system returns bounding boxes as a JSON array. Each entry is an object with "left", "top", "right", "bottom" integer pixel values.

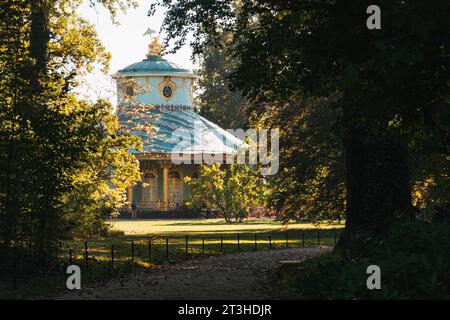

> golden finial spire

[{"left": 143, "top": 28, "right": 164, "bottom": 57}]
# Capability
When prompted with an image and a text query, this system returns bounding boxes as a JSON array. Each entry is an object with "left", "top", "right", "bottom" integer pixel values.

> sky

[{"left": 77, "top": 0, "right": 195, "bottom": 105}]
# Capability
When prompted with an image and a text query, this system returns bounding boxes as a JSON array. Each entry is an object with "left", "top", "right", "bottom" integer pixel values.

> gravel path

[{"left": 59, "top": 247, "right": 330, "bottom": 300}]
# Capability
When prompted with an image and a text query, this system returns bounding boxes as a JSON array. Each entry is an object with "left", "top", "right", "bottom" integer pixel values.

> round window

[{"left": 162, "top": 85, "right": 173, "bottom": 98}]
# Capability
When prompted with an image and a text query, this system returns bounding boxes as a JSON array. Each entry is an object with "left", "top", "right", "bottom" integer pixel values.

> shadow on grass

[
  {"left": 166, "top": 219, "right": 284, "bottom": 226},
  {"left": 0, "top": 258, "right": 141, "bottom": 300},
  {"left": 153, "top": 219, "right": 344, "bottom": 227}
]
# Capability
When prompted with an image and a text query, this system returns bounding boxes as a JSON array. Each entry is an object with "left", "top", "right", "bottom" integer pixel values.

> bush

[{"left": 290, "top": 217, "right": 450, "bottom": 299}]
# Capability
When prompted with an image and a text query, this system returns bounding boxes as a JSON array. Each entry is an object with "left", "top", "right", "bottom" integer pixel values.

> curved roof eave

[
  {"left": 117, "top": 55, "right": 198, "bottom": 78},
  {"left": 115, "top": 72, "right": 199, "bottom": 79}
]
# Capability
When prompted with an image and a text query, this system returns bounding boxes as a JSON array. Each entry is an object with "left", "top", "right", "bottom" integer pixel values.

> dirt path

[{"left": 59, "top": 247, "right": 330, "bottom": 300}]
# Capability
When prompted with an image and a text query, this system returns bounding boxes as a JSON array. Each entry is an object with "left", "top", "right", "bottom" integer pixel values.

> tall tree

[
  {"left": 195, "top": 34, "right": 247, "bottom": 129},
  {"left": 0, "top": 0, "right": 139, "bottom": 268}
]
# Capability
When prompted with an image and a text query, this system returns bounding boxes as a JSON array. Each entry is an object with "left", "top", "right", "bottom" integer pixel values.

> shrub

[{"left": 290, "top": 216, "right": 450, "bottom": 299}]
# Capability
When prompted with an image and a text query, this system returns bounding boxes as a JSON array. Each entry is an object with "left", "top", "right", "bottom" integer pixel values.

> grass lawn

[
  {"left": 108, "top": 218, "right": 342, "bottom": 235},
  {"left": 64, "top": 219, "right": 344, "bottom": 266}
]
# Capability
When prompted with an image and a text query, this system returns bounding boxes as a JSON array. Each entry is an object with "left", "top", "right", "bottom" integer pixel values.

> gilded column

[
  {"left": 163, "top": 166, "right": 169, "bottom": 210},
  {"left": 180, "top": 171, "right": 185, "bottom": 203}
]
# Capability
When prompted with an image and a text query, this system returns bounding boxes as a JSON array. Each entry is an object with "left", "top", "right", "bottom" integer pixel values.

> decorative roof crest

[{"left": 143, "top": 28, "right": 164, "bottom": 57}]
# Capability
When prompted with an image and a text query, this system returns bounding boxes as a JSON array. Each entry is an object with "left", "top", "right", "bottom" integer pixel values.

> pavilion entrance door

[
  {"left": 168, "top": 171, "right": 182, "bottom": 208},
  {"left": 141, "top": 172, "right": 157, "bottom": 208}
]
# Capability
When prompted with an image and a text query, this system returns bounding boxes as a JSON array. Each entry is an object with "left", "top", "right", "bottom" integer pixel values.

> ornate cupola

[
  {"left": 115, "top": 28, "right": 241, "bottom": 157},
  {"left": 117, "top": 28, "right": 197, "bottom": 108}
]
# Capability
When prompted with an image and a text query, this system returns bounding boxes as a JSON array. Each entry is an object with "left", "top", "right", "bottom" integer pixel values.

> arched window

[
  {"left": 191, "top": 172, "right": 199, "bottom": 179},
  {"left": 169, "top": 171, "right": 182, "bottom": 206},
  {"left": 141, "top": 172, "right": 157, "bottom": 206}
]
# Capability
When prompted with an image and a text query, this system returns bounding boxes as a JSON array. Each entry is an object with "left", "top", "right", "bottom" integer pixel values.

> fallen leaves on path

[{"left": 58, "top": 247, "right": 329, "bottom": 300}]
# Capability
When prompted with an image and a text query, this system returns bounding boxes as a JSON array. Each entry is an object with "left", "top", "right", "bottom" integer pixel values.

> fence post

[
  {"left": 185, "top": 235, "right": 189, "bottom": 256},
  {"left": 220, "top": 236, "right": 223, "bottom": 252},
  {"left": 317, "top": 230, "right": 320, "bottom": 247},
  {"left": 237, "top": 233, "right": 240, "bottom": 250},
  {"left": 148, "top": 239, "right": 152, "bottom": 262},
  {"left": 69, "top": 249, "right": 73, "bottom": 265},
  {"left": 166, "top": 237, "right": 169, "bottom": 259},
  {"left": 17, "top": 250, "right": 22, "bottom": 289},
  {"left": 269, "top": 235, "right": 272, "bottom": 249},
  {"left": 254, "top": 233, "right": 257, "bottom": 250},
  {"left": 84, "top": 241, "right": 88, "bottom": 270},
  {"left": 13, "top": 250, "right": 17, "bottom": 289},
  {"left": 334, "top": 230, "right": 337, "bottom": 245},
  {"left": 111, "top": 245, "right": 114, "bottom": 267},
  {"left": 131, "top": 241, "right": 135, "bottom": 263},
  {"left": 202, "top": 237, "right": 205, "bottom": 254},
  {"left": 302, "top": 233, "right": 305, "bottom": 247},
  {"left": 285, "top": 232, "right": 288, "bottom": 248}
]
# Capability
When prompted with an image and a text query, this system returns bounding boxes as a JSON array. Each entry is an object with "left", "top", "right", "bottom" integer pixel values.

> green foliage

[
  {"left": 192, "top": 27, "right": 345, "bottom": 224},
  {"left": 289, "top": 217, "right": 450, "bottom": 299},
  {"left": 185, "top": 164, "right": 269, "bottom": 222},
  {"left": 61, "top": 100, "right": 141, "bottom": 240},
  {"left": 87, "top": 0, "right": 138, "bottom": 24},
  {"left": 195, "top": 33, "right": 247, "bottom": 129},
  {"left": 251, "top": 95, "right": 345, "bottom": 223},
  {"left": 0, "top": 0, "right": 140, "bottom": 269},
  {"left": 410, "top": 122, "right": 450, "bottom": 213}
]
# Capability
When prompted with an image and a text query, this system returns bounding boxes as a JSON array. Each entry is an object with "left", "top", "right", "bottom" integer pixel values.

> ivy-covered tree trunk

[{"left": 338, "top": 123, "right": 413, "bottom": 254}]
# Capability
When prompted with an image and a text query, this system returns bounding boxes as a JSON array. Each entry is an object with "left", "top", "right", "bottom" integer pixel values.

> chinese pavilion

[{"left": 116, "top": 31, "right": 241, "bottom": 215}]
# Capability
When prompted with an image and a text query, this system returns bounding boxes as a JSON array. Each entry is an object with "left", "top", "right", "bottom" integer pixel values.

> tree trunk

[
  {"left": 27, "top": 0, "right": 53, "bottom": 263},
  {"left": 337, "top": 123, "right": 413, "bottom": 255},
  {"left": 29, "top": 0, "right": 50, "bottom": 93}
]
